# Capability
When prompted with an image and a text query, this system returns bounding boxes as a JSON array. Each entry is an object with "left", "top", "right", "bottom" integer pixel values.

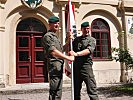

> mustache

[{"left": 55, "top": 25, "right": 59, "bottom": 28}]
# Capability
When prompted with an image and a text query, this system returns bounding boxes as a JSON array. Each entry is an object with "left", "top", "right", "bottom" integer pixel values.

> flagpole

[
  {"left": 70, "top": 39, "right": 74, "bottom": 100},
  {"left": 68, "top": 0, "right": 74, "bottom": 100},
  {"left": 67, "top": 0, "right": 76, "bottom": 99}
]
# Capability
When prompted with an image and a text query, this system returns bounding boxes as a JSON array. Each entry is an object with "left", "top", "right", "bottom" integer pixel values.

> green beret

[
  {"left": 48, "top": 16, "right": 59, "bottom": 23},
  {"left": 81, "top": 21, "right": 89, "bottom": 28}
]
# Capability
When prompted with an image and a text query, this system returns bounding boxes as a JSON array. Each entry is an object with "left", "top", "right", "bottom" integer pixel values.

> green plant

[{"left": 112, "top": 48, "right": 133, "bottom": 68}]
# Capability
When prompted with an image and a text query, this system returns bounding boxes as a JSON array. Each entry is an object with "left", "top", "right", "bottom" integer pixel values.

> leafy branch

[{"left": 112, "top": 48, "right": 133, "bottom": 69}]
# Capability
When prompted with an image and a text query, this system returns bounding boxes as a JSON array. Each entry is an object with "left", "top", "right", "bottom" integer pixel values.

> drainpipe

[
  {"left": 118, "top": 0, "right": 128, "bottom": 82},
  {"left": 120, "top": 0, "right": 127, "bottom": 49}
]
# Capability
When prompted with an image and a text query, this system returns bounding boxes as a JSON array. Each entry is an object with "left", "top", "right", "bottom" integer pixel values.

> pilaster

[
  {"left": 0, "top": 27, "right": 5, "bottom": 88},
  {"left": 0, "top": 0, "right": 6, "bottom": 88},
  {"left": 61, "top": 4, "right": 66, "bottom": 45}
]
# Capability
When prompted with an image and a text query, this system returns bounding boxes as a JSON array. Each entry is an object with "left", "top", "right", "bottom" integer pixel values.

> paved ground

[{"left": 0, "top": 83, "right": 133, "bottom": 100}]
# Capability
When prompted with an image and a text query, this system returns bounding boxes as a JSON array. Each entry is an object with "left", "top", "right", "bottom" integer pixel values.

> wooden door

[{"left": 16, "top": 32, "right": 48, "bottom": 84}]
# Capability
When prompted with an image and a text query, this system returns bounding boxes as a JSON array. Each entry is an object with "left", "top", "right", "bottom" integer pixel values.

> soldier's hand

[
  {"left": 69, "top": 51, "right": 77, "bottom": 56},
  {"left": 69, "top": 55, "right": 75, "bottom": 61}
]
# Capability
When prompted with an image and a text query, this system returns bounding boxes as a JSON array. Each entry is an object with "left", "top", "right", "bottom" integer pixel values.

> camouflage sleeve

[
  {"left": 87, "top": 38, "right": 96, "bottom": 54},
  {"left": 43, "top": 35, "right": 56, "bottom": 53}
]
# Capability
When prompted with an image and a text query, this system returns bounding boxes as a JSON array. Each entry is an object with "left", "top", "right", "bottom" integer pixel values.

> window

[
  {"left": 91, "top": 18, "right": 111, "bottom": 60},
  {"left": 17, "top": 18, "right": 46, "bottom": 33}
]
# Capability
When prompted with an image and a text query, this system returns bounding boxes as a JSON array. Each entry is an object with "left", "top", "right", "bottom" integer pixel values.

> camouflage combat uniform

[
  {"left": 73, "top": 34, "right": 99, "bottom": 100},
  {"left": 42, "top": 30, "right": 64, "bottom": 100}
]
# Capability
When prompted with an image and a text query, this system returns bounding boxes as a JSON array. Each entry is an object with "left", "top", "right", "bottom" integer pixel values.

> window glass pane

[
  {"left": 93, "top": 51, "right": 101, "bottom": 58},
  {"left": 93, "top": 52, "right": 96, "bottom": 57},
  {"left": 97, "top": 21, "right": 103, "bottom": 27},
  {"left": 102, "top": 52, "right": 108, "bottom": 58},
  {"left": 19, "top": 37, "right": 29, "bottom": 47},
  {"left": 102, "top": 40, "right": 108, "bottom": 45},
  {"left": 35, "top": 37, "right": 42, "bottom": 47},
  {"left": 96, "top": 46, "right": 100, "bottom": 51},
  {"left": 96, "top": 52, "right": 101, "bottom": 57},
  {"left": 102, "top": 46, "right": 108, "bottom": 51},
  {"left": 96, "top": 34, "right": 100, "bottom": 39},
  {"left": 36, "top": 51, "right": 44, "bottom": 61},
  {"left": 96, "top": 40, "right": 100, "bottom": 45},
  {"left": 92, "top": 25, "right": 99, "bottom": 29},
  {"left": 92, "top": 32, "right": 100, "bottom": 39},
  {"left": 19, "top": 51, "right": 29, "bottom": 61},
  {"left": 102, "top": 32, "right": 108, "bottom": 39},
  {"left": 17, "top": 18, "right": 47, "bottom": 33},
  {"left": 94, "top": 51, "right": 101, "bottom": 57},
  {"left": 100, "top": 25, "right": 108, "bottom": 30}
]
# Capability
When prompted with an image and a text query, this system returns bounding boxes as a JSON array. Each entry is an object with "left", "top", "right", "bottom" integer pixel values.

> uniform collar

[
  {"left": 48, "top": 30, "right": 58, "bottom": 37},
  {"left": 81, "top": 34, "right": 90, "bottom": 39}
]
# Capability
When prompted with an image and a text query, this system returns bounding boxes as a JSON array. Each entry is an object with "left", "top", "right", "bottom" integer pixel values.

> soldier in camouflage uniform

[
  {"left": 42, "top": 16, "right": 74, "bottom": 100},
  {"left": 70, "top": 22, "right": 99, "bottom": 100}
]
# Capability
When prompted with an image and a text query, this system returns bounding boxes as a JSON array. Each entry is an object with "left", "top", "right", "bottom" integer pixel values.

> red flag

[{"left": 65, "top": 0, "right": 77, "bottom": 78}]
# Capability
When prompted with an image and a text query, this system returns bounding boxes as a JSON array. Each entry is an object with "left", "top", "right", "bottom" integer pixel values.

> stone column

[
  {"left": 0, "top": 21, "right": 5, "bottom": 88},
  {"left": 0, "top": 29, "right": 5, "bottom": 88},
  {"left": 0, "top": 3, "right": 6, "bottom": 88}
]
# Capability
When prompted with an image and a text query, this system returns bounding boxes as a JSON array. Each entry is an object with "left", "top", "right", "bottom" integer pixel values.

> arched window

[{"left": 91, "top": 18, "right": 111, "bottom": 60}]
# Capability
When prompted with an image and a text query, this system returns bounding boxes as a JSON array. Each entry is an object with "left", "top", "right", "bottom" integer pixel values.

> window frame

[{"left": 91, "top": 18, "right": 112, "bottom": 61}]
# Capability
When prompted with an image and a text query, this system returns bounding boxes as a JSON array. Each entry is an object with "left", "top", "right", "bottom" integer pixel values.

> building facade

[{"left": 0, "top": 0, "right": 133, "bottom": 87}]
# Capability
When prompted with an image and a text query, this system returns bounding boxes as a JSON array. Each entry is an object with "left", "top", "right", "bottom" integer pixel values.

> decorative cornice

[{"left": 55, "top": 0, "right": 81, "bottom": 8}]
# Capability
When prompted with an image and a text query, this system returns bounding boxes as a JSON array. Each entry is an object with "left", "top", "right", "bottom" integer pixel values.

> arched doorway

[{"left": 16, "top": 18, "right": 48, "bottom": 84}]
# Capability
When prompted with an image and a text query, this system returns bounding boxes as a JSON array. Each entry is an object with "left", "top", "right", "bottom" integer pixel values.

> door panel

[
  {"left": 16, "top": 35, "right": 31, "bottom": 83},
  {"left": 32, "top": 36, "right": 47, "bottom": 83},
  {"left": 16, "top": 32, "right": 48, "bottom": 84}
]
